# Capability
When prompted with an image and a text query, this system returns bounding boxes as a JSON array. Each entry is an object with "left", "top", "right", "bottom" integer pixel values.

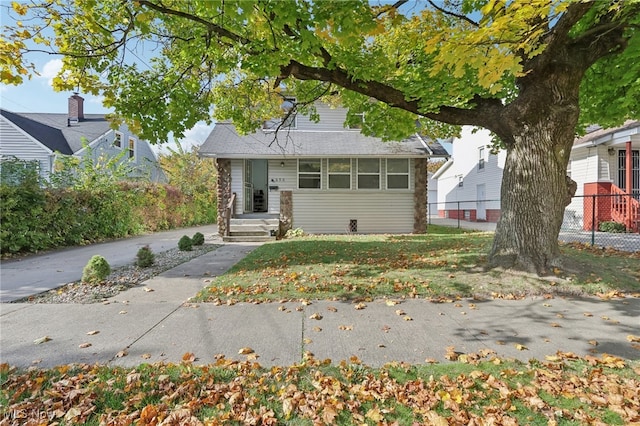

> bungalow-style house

[
  {"left": 567, "top": 120, "right": 639, "bottom": 232},
  {"left": 432, "top": 127, "right": 505, "bottom": 222},
  {"left": 0, "top": 93, "right": 165, "bottom": 183},
  {"left": 433, "top": 122, "right": 640, "bottom": 232},
  {"left": 199, "top": 102, "right": 449, "bottom": 240}
]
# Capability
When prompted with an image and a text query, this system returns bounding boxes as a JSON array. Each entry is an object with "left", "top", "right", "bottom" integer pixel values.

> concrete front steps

[{"left": 223, "top": 217, "right": 279, "bottom": 242}]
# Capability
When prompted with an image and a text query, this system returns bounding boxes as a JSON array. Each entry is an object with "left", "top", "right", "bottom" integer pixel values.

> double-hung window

[
  {"left": 114, "top": 131, "right": 123, "bottom": 148},
  {"left": 357, "top": 159, "right": 380, "bottom": 189},
  {"left": 328, "top": 158, "right": 351, "bottom": 189},
  {"left": 386, "top": 159, "right": 409, "bottom": 189},
  {"left": 128, "top": 137, "right": 135, "bottom": 159},
  {"left": 478, "top": 146, "right": 485, "bottom": 170},
  {"left": 298, "top": 159, "right": 321, "bottom": 189}
]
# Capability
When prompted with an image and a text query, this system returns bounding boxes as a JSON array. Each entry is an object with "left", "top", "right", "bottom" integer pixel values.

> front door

[
  {"left": 244, "top": 160, "right": 253, "bottom": 212},
  {"left": 243, "top": 159, "right": 269, "bottom": 213},
  {"left": 476, "top": 184, "right": 486, "bottom": 221}
]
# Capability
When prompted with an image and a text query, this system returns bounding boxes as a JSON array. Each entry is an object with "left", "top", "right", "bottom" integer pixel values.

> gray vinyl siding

[
  {"left": 0, "top": 117, "right": 53, "bottom": 179},
  {"left": 292, "top": 192, "right": 414, "bottom": 233},
  {"left": 296, "top": 103, "right": 350, "bottom": 130}
]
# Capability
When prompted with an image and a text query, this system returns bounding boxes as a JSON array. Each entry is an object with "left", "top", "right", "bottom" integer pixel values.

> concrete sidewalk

[
  {"left": 0, "top": 224, "right": 218, "bottom": 302},
  {"left": 1, "top": 240, "right": 638, "bottom": 369}
]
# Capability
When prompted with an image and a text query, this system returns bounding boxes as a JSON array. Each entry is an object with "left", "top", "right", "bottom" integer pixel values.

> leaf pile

[{"left": 2, "top": 353, "right": 639, "bottom": 425}]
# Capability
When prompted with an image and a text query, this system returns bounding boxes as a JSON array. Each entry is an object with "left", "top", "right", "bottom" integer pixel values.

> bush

[
  {"left": 136, "top": 245, "right": 155, "bottom": 268},
  {"left": 192, "top": 232, "right": 205, "bottom": 246},
  {"left": 285, "top": 228, "right": 305, "bottom": 238},
  {"left": 599, "top": 221, "right": 627, "bottom": 233},
  {"left": 82, "top": 255, "right": 111, "bottom": 284},
  {"left": 178, "top": 235, "right": 193, "bottom": 251}
]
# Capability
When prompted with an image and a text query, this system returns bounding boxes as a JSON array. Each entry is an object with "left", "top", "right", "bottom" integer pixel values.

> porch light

[
  {"left": 280, "top": 161, "right": 285, "bottom": 167},
  {"left": 608, "top": 147, "right": 615, "bottom": 156}
]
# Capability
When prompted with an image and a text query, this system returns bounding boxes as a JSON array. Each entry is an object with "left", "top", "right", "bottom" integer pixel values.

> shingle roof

[
  {"left": 200, "top": 123, "right": 448, "bottom": 158},
  {"left": 574, "top": 120, "right": 640, "bottom": 147},
  {"left": 0, "top": 109, "right": 112, "bottom": 154}
]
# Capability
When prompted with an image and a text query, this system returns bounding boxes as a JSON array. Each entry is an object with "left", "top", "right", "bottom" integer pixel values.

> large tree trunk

[{"left": 488, "top": 120, "right": 578, "bottom": 275}]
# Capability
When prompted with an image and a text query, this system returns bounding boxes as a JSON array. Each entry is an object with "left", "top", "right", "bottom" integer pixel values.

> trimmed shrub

[
  {"left": 599, "top": 221, "right": 627, "bottom": 233},
  {"left": 136, "top": 245, "right": 155, "bottom": 268},
  {"left": 82, "top": 255, "right": 111, "bottom": 284},
  {"left": 178, "top": 235, "right": 193, "bottom": 251},
  {"left": 192, "top": 232, "right": 205, "bottom": 246}
]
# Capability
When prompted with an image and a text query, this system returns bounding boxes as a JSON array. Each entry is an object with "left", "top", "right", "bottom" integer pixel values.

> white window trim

[
  {"left": 297, "top": 158, "right": 321, "bottom": 190},
  {"left": 282, "top": 97, "right": 297, "bottom": 129},
  {"left": 114, "top": 131, "right": 123, "bottom": 148},
  {"left": 128, "top": 137, "right": 136, "bottom": 160},
  {"left": 386, "top": 158, "right": 410, "bottom": 190},
  {"left": 478, "top": 146, "right": 485, "bottom": 171},
  {"left": 357, "top": 158, "right": 381, "bottom": 190},
  {"left": 328, "top": 158, "right": 352, "bottom": 190}
]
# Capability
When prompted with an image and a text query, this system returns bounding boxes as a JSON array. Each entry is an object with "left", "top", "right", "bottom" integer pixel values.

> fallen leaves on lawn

[{"left": 1, "top": 352, "right": 639, "bottom": 425}]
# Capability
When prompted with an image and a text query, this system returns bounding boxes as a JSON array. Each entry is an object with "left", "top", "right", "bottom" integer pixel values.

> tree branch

[
  {"left": 137, "top": 0, "right": 252, "bottom": 46},
  {"left": 279, "top": 60, "right": 502, "bottom": 129},
  {"left": 427, "top": 0, "right": 479, "bottom": 27}
]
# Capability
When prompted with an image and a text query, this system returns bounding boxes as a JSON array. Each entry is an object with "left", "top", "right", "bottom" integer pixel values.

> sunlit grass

[{"left": 195, "top": 226, "right": 640, "bottom": 303}]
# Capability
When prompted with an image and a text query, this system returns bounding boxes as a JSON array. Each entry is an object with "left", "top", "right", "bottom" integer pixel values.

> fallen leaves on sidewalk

[{"left": 1, "top": 352, "right": 639, "bottom": 425}]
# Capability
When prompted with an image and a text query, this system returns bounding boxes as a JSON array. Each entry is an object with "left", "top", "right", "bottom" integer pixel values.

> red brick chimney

[{"left": 68, "top": 93, "right": 84, "bottom": 123}]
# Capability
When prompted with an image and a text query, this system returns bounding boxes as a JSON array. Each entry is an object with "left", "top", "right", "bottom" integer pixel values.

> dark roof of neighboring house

[
  {"left": 574, "top": 120, "right": 640, "bottom": 147},
  {"left": 200, "top": 123, "right": 449, "bottom": 159},
  {"left": 0, "top": 109, "right": 112, "bottom": 155}
]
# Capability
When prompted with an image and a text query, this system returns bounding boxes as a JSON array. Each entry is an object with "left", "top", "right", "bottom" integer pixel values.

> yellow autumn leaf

[
  {"left": 515, "top": 344, "right": 528, "bottom": 351},
  {"left": 365, "top": 406, "right": 383, "bottom": 422},
  {"left": 627, "top": 335, "right": 640, "bottom": 343}
]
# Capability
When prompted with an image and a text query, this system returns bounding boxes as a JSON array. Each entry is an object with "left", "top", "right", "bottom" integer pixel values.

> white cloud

[
  {"left": 39, "top": 59, "right": 63, "bottom": 86},
  {"left": 152, "top": 121, "right": 215, "bottom": 155}
]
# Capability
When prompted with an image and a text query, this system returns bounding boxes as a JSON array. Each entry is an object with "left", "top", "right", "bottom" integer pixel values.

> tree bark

[
  {"left": 488, "top": 122, "right": 577, "bottom": 274},
  {"left": 487, "top": 63, "right": 581, "bottom": 274}
]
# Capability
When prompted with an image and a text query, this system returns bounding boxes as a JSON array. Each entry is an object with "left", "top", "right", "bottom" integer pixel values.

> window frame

[
  {"left": 328, "top": 158, "right": 352, "bottom": 189},
  {"left": 282, "top": 97, "right": 297, "bottom": 129},
  {"left": 386, "top": 158, "right": 410, "bottom": 190},
  {"left": 114, "top": 131, "right": 123, "bottom": 148},
  {"left": 128, "top": 137, "right": 135, "bottom": 159},
  {"left": 478, "top": 146, "right": 485, "bottom": 170},
  {"left": 297, "top": 158, "right": 321, "bottom": 189},
  {"left": 357, "top": 158, "right": 381, "bottom": 190}
]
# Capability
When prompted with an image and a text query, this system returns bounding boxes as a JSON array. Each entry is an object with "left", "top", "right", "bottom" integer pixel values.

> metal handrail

[{"left": 225, "top": 192, "right": 236, "bottom": 237}]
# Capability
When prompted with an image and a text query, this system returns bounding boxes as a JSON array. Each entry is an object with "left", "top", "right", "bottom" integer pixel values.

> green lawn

[{"left": 195, "top": 226, "right": 640, "bottom": 303}]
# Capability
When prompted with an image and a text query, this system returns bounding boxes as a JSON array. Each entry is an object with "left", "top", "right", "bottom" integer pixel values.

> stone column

[
  {"left": 279, "top": 190, "right": 292, "bottom": 237},
  {"left": 216, "top": 159, "right": 232, "bottom": 236},
  {"left": 414, "top": 158, "right": 427, "bottom": 234}
]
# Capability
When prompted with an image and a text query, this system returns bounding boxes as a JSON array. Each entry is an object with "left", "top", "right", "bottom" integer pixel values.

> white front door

[{"left": 476, "top": 184, "right": 486, "bottom": 221}]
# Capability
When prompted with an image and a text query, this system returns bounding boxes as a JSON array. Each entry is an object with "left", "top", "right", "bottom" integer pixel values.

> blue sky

[
  {"left": 0, "top": 55, "right": 214, "bottom": 154},
  {"left": 0, "top": 0, "right": 213, "bottom": 155}
]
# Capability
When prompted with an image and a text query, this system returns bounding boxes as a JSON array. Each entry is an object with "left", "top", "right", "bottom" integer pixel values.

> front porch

[{"left": 583, "top": 183, "right": 640, "bottom": 233}]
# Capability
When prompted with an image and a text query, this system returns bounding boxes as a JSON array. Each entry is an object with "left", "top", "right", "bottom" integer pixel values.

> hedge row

[{"left": 0, "top": 181, "right": 216, "bottom": 255}]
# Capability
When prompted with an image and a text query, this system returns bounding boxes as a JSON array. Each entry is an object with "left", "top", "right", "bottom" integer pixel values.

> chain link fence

[{"left": 428, "top": 193, "right": 640, "bottom": 252}]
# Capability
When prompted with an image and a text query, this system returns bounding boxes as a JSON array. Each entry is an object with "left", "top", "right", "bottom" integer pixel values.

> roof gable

[
  {"left": 1, "top": 109, "right": 72, "bottom": 155},
  {"left": 0, "top": 109, "right": 112, "bottom": 154}
]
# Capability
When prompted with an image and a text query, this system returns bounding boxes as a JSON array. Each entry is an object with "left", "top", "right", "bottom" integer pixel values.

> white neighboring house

[
  {"left": 567, "top": 120, "right": 639, "bottom": 232},
  {"left": 432, "top": 127, "right": 505, "bottom": 222},
  {"left": 0, "top": 93, "right": 165, "bottom": 183},
  {"left": 199, "top": 101, "right": 449, "bottom": 239}
]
